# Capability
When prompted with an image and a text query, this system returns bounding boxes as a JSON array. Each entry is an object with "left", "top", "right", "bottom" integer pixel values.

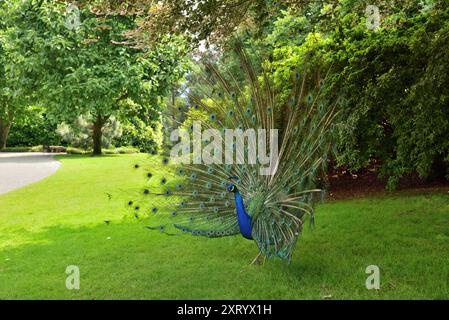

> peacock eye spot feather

[
  {"left": 151, "top": 207, "right": 158, "bottom": 213},
  {"left": 161, "top": 178, "right": 167, "bottom": 185},
  {"left": 143, "top": 189, "right": 150, "bottom": 195},
  {"left": 307, "top": 95, "right": 313, "bottom": 104},
  {"left": 135, "top": 206, "right": 140, "bottom": 211},
  {"left": 162, "top": 158, "right": 169, "bottom": 165},
  {"left": 171, "top": 211, "right": 177, "bottom": 217},
  {"left": 251, "top": 115, "right": 256, "bottom": 123},
  {"left": 128, "top": 201, "right": 133, "bottom": 206},
  {"left": 134, "top": 164, "right": 140, "bottom": 169},
  {"left": 209, "top": 114, "right": 216, "bottom": 121}
]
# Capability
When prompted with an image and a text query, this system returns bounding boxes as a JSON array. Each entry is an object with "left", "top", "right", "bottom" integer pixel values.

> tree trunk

[
  {"left": 0, "top": 113, "right": 13, "bottom": 151},
  {"left": 92, "top": 115, "right": 107, "bottom": 156}
]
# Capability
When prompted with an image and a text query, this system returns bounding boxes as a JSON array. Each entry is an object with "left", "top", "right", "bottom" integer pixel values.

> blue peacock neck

[{"left": 233, "top": 191, "right": 253, "bottom": 240}]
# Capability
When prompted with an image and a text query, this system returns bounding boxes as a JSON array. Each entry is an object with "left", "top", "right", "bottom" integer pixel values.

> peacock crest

[{"left": 128, "top": 41, "right": 338, "bottom": 262}]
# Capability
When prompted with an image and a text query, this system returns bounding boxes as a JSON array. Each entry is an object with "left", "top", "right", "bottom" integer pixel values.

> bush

[
  {"left": 7, "top": 107, "right": 61, "bottom": 147},
  {"left": 0, "top": 145, "right": 43, "bottom": 152},
  {"left": 66, "top": 146, "right": 140, "bottom": 155},
  {"left": 66, "top": 147, "right": 91, "bottom": 155},
  {"left": 113, "top": 117, "right": 162, "bottom": 153},
  {"left": 103, "top": 146, "right": 140, "bottom": 155}
]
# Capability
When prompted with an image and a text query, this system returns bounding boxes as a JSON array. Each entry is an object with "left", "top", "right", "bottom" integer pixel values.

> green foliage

[
  {"left": 7, "top": 106, "right": 61, "bottom": 147},
  {"left": 252, "top": 1, "right": 449, "bottom": 187},
  {"left": 66, "top": 147, "right": 91, "bottom": 155},
  {"left": 319, "top": 0, "right": 449, "bottom": 185},
  {"left": 114, "top": 119, "right": 161, "bottom": 153},
  {"left": 0, "top": 145, "right": 43, "bottom": 153},
  {"left": 4, "top": 0, "right": 187, "bottom": 153},
  {"left": 65, "top": 146, "right": 140, "bottom": 155},
  {"left": 102, "top": 146, "right": 140, "bottom": 154}
]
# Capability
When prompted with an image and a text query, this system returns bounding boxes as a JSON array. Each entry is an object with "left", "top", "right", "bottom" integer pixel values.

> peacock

[{"left": 127, "top": 41, "right": 337, "bottom": 263}]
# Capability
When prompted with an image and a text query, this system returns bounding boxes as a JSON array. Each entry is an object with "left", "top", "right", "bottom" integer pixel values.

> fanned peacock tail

[{"left": 127, "top": 41, "right": 338, "bottom": 261}]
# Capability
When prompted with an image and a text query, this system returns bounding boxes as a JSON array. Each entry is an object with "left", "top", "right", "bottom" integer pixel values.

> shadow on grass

[
  {"left": 0, "top": 218, "right": 347, "bottom": 299},
  {"left": 1, "top": 194, "right": 449, "bottom": 299}
]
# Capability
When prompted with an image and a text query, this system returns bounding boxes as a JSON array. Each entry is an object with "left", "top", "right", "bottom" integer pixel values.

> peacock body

[{"left": 129, "top": 42, "right": 337, "bottom": 262}]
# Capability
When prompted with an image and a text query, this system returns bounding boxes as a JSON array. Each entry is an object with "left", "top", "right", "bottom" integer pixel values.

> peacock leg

[
  {"left": 250, "top": 252, "right": 264, "bottom": 265},
  {"left": 240, "top": 252, "right": 264, "bottom": 272}
]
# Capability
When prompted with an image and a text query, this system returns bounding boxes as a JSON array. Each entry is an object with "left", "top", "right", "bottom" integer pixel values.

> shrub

[
  {"left": 0, "top": 145, "right": 43, "bottom": 152},
  {"left": 7, "top": 107, "right": 61, "bottom": 147}
]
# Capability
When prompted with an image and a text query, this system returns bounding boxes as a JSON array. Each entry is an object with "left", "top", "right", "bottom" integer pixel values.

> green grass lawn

[{"left": 0, "top": 154, "right": 448, "bottom": 299}]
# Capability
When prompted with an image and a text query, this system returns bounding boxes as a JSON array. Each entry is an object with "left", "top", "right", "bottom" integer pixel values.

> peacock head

[{"left": 227, "top": 184, "right": 237, "bottom": 193}]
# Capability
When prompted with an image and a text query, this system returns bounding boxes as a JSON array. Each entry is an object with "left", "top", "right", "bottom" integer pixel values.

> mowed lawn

[{"left": 0, "top": 154, "right": 448, "bottom": 299}]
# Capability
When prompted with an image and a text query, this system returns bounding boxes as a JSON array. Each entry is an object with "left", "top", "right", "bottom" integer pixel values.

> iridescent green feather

[{"left": 127, "top": 41, "right": 338, "bottom": 260}]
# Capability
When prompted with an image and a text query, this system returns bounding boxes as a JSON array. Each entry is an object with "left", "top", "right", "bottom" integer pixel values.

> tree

[
  {"left": 8, "top": 1, "right": 187, "bottom": 154},
  {"left": 281, "top": 0, "right": 449, "bottom": 186},
  {"left": 80, "top": 0, "right": 291, "bottom": 47},
  {"left": 0, "top": 2, "right": 36, "bottom": 150}
]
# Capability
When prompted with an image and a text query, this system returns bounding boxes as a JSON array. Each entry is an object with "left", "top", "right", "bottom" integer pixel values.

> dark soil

[{"left": 326, "top": 163, "right": 449, "bottom": 201}]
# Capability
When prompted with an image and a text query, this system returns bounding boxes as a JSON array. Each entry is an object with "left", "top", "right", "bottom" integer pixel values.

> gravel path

[{"left": 0, "top": 153, "right": 61, "bottom": 195}]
